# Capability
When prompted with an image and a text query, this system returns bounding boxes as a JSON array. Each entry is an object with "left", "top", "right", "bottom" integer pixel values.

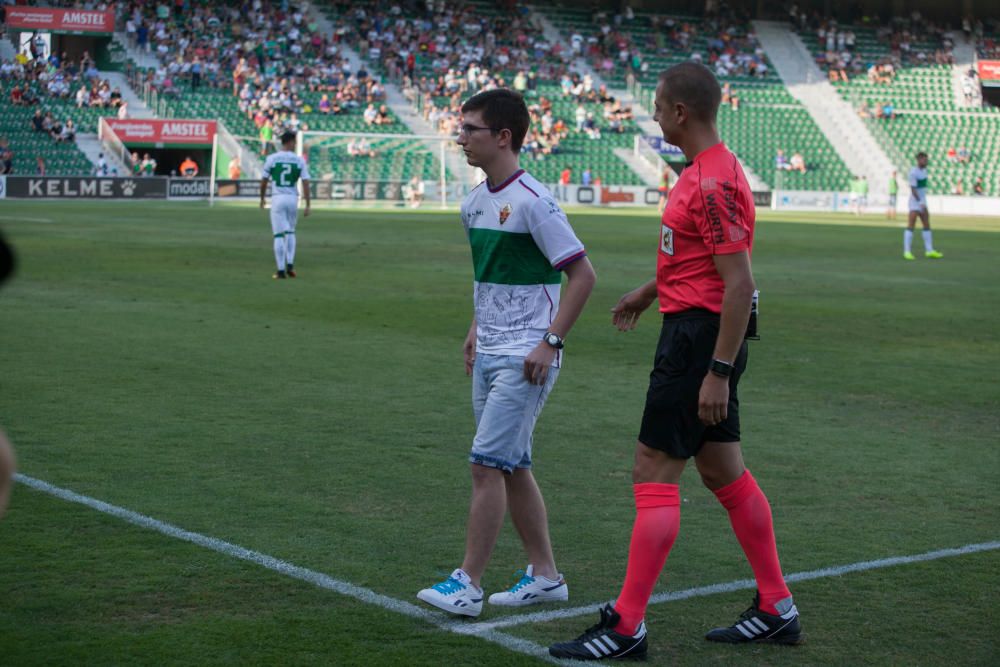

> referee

[{"left": 550, "top": 63, "right": 801, "bottom": 661}]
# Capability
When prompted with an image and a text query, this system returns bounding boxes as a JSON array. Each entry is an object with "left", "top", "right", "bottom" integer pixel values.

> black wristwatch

[
  {"left": 543, "top": 332, "right": 565, "bottom": 349},
  {"left": 709, "top": 359, "right": 735, "bottom": 378}
]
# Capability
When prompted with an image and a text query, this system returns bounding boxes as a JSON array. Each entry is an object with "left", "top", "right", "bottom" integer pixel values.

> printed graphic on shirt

[
  {"left": 262, "top": 151, "right": 310, "bottom": 197},
  {"left": 702, "top": 177, "right": 743, "bottom": 248},
  {"left": 661, "top": 224, "right": 674, "bottom": 255},
  {"left": 499, "top": 202, "right": 513, "bottom": 225}
]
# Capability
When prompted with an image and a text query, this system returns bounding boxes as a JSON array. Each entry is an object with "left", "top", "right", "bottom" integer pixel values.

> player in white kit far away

[
  {"left": 260, "top": 131, "right": 311, "bottom": 279},
  {"left": 903, "top": 152, "right": 942, "bottom": 261}
]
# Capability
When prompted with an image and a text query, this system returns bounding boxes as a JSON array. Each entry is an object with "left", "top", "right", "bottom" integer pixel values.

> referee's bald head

[{"left": 658, "top": 62, "right": 722, "bottom": 123}]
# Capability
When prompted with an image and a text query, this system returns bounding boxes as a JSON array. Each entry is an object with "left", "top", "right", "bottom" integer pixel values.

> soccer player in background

[
  {"left": 550, "top": 63, "right": 801, "bottom": 661},
  {"left": 260, "top": 131, "right": 310, "bottom": 279},
  {"left": 416, "top": 89, "right": 596, "bottom": 617},
  {"left": 904, "top": 152, "right": 943, "bottom": 260}
]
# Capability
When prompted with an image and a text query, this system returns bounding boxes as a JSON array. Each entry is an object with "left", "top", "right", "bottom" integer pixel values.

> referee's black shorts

[{"left": 638, "top": 309, "right": 748, "bottom": 459}]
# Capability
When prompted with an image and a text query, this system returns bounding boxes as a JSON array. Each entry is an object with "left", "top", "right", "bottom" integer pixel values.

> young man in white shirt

[{"left": 416, "top": 88, "right": 596, "bottom": 617}]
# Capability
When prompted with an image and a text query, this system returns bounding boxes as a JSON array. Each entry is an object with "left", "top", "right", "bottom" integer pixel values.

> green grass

[{"left": 0, "top": 202, "right": 998, "bottom": 665}]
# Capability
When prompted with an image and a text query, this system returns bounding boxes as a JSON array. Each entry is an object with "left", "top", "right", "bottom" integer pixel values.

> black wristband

[{"left": 709, "top": 359, "right": 734, "bottom": 378}]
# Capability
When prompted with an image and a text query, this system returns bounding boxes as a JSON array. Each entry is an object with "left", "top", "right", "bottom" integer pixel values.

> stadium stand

[
  {"left": 2, "top": 2, "right": 996, "bottom": 194},
  {"left": 797, "top": 16, "right": 1000, "bottom": 195},
  {"left": 117, "top": 0, "right": 444, "bottom": 182},
  {"left": 865, "top": 112, "right": 999, "bottom": 196},
  {"left": 0, "top": 53, "right": 114, "bottom": 175},
  {"left": 562, "top": 5, "right": 851, "bottom": 190},
  {"left": 316, "top": 0, "right": 644, "bottom": 185}
]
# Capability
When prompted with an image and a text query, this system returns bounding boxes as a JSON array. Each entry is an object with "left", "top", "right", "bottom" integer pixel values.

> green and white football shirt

[
  {"left": 908, "top": 166, "right": 928, "bottom": 210},
  {"left": 461, "top": 169, "right": 586, "bottom": 361},
  {"left": 263, "top": 151, "right": 310, "bottom": 197}
]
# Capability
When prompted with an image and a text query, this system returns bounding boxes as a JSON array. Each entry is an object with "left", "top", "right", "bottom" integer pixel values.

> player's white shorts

[
  {"left": 908, "top": 196, "right": 927, "bottom": 213},
  {"left": 270, "top": 195, "right": 300, "bottom": 235}
]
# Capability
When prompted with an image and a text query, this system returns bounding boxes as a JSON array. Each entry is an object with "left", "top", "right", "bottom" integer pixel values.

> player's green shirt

[{"left": 888, "top": 177, "right": 898, "bottom": 195}]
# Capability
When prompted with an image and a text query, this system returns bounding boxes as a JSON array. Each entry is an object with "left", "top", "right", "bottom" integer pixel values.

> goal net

[{"left": 228, "top": 130, "right": 472, "bottom": 207}]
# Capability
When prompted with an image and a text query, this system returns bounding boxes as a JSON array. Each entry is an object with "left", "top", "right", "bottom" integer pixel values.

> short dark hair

[
  {"left": 280, "top": 130, "right": 297, "bottom": 146},
  {"left": 460, "top": 88, "right": 530, "bottom": 152},
  {"left": 916, "top": 151, "right": 928, "bottom": 159},
  {"left": 658, "top": 62, "right": 722, "bottom": 122}
]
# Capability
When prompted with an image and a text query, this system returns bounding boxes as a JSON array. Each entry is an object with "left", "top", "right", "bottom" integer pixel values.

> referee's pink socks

[
  {"left": 713, "top": 470, "right": 791, "bottom": 615},
  {"left": 612, "top": 483, "right": 680, "bottom": 635}
]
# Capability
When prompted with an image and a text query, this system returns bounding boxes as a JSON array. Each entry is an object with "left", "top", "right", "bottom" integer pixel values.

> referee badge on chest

[
  {"left": 498, "top": 202, "right": 513, "bottom": 225},
  {"left": 661, "top": 224, "right": 674, "bottom": 255}
]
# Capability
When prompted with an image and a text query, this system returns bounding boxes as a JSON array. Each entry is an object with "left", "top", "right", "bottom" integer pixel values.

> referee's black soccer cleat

[
  {"left": 273, "top": 270, "right": 286, "bottom": 279},
  {"left": 549, "top": 604, "right": 647, "bottom": 661},
  {"left": 705, "top": 593, "right": 803, "bottom": 645},
  {"left": 286, "top": 265, "right": 296, "bottom": 278}
]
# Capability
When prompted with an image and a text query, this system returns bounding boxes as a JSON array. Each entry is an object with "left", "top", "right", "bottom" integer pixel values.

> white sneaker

[
  {"left": 416, "top": 568, "right": 483, "bottom": 617},
  {"left": 488, "top": 565, "right": 568, "bottom": 607}
]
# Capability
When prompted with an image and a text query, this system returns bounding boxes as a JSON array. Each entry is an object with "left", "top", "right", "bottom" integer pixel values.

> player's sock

[
  {"left": 713, "top": 470, "right": 791, "bottom": 615},
  {"left": 922, "top": 230, "right": 934, "bottom": 252},
  {"left": 273, "top": 233, "right": 286, "bottom": 271},
  {"left": 612, "top": 483, "right": 680, "bottom": 635},
  {"left": 903, "top": 229, "right": 913, "bottom": 254},
  {"left": 286, "top": 230, "right": 296, "bottom": 265}
]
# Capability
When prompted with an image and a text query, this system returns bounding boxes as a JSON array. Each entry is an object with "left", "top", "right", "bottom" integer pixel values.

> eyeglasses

[{"left": 457, "top": 123, "right": 498, "bottom": 136}]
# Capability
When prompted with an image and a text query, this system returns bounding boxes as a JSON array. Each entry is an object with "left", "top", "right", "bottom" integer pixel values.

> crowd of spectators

[
  {"left": 0, "top": 46, "right": 116, "bottom": 172},
  {"left": 404, "top": 61, "right": 634, "bottom": 167},
  {"left": 339, "top": 2, "right": 552, "bottom": 82},
  {"left": 951, "top": 176, "right": 987, "bottom": 196},
  {"left": 122, "top": 1, "right": 389, "bottom": 144},
  {"left": 856, "top": 100, "right": 898, "bottom": 120},
  {"left": 2, "top": 47, "right": 122, "bottom": 122},
  {"left": 969, "top": 17, "right": 998, "bottom": 58},
  {"left": 945, "top": 145, "right": 973, "bottom": 165},
  {"left": 801, "top": 13, "right": 957, "bottom": 85},
  {"left": 561, "top": 6, "right": 771, "bottom": 82},
  {"left": 775, "top": 148, "right": 808, "bottom": 173}
]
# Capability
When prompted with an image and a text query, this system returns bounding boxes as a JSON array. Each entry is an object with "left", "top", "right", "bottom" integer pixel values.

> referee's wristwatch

[
  {"left": 709, "top": 359, "right": 735, "bottom": 378},
  {"left": 543, "top": 332, "right": 565, "bottom": 349}
]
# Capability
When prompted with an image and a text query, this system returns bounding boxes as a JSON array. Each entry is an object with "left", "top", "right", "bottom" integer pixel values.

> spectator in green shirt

[{"left": 259, "top": 120, "right": 273, "bottom": 156}]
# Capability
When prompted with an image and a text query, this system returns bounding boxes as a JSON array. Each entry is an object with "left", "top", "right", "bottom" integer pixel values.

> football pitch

[{"left": 1, "top": 201, "right": 997, "bottom": 665}]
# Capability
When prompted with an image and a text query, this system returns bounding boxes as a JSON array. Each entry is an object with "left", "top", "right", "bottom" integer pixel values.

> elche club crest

[{"left": 499, "top": 202, "right": 513, "bottom": 225}]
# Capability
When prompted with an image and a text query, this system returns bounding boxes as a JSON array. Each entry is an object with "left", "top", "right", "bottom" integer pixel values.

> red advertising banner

[
  {"left": 977, "top": 60, "right": 1000, "bottom": 87},
  {"left": 104, "top": 119, "right": 218, "bottom": 146},
  {"left": 5, "top": 7, "right": 115, "bottom": 34}
]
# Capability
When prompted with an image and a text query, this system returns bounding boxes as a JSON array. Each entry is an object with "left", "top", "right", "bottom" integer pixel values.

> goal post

[{"left": 229, "top": 129, "right": 467, "bottom": 208}]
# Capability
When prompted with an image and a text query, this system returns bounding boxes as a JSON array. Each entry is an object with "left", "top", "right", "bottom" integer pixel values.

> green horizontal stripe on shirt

[{"left": 468, "top": 227, "right": 561, "bottom": 286}]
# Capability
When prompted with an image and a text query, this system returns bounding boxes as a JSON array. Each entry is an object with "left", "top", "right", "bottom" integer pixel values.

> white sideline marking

[
  {"left": 14, "top": 474, "right": 560, "bottom": 663},
  {"left": 0, "top": 215, "right": 54, "bottom": 223},
  {"left": 17, "top": 473, "right": 1000, "bottom": 664},
  {"left": 471, "top": 540, "right": 1000, "bottom": 631}
]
